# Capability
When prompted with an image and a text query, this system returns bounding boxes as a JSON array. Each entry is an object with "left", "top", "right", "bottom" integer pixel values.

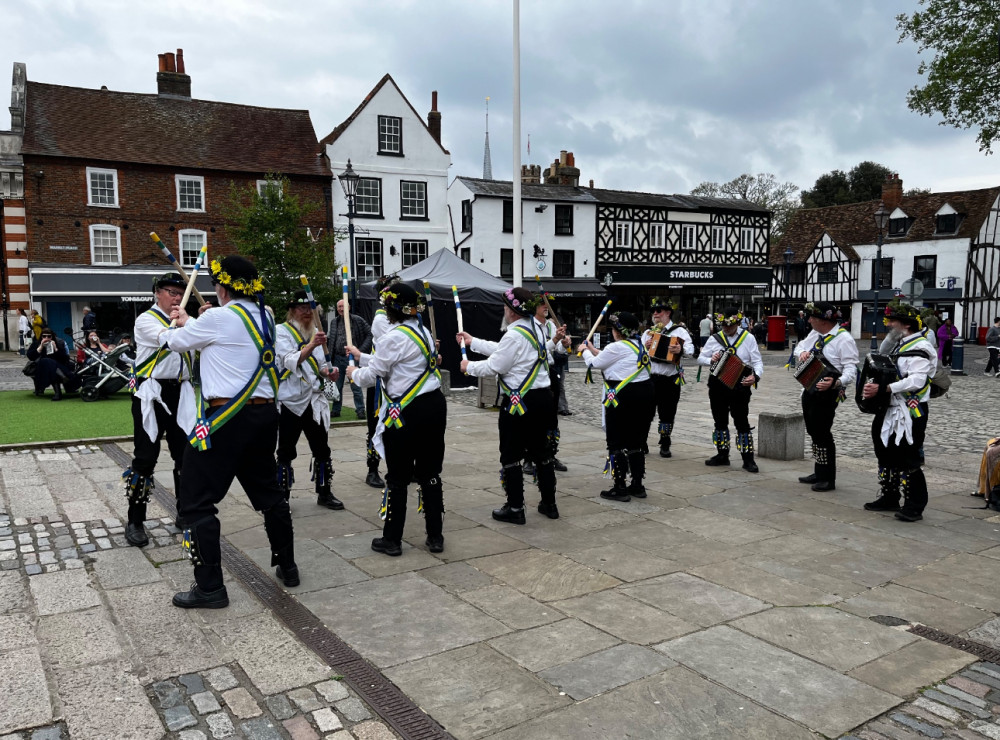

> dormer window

[
  {"left": 935, "top": 204, "right": 959, "bottom": 234},
  {"left": 887, "top": 207, "right": 910, "bottom": 237}
]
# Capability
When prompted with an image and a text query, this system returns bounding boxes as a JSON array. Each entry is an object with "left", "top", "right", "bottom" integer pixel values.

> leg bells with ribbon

[
  {"left": 601, "top": 451, "right": 631, "bottom": 502},
  {"left": 864, "top": 467, "right": 901, "bottom": 512},
  {"left": 312, "top": 458, "right": 343, "bottom": 510},
  {"left": 173, "top": 516, "right": 229, "bottom": 609},
  {"left": 263, "top": 499, "right": 299, "bottom": 586},
  {"left": 122, "top": 468, "right": 154, "bottom": 548},
  {"left": 737, "top": 432, "right": 758, "bottom": 474},
  {"left": 705, "top": 430, "right": 731, "bottom": 467},
  {"left": 493, "top": 463, "right": 527, "bottom": 524}
]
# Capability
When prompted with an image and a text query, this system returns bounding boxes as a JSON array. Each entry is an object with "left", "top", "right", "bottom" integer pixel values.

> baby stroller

[{"left": 75, "top": 343, "right": 132, "bottom": 402}]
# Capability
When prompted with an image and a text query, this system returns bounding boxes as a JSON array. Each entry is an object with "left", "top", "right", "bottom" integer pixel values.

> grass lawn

[{"left": 0, "top": 388, "right": 134, "bottom": 445}]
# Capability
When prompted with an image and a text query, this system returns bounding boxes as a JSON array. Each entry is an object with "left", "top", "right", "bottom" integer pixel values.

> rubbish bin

[
  {"left": 766, "top": 315, "right": 787, "bottom": 351},
  {"left": 977, "top": 325, "right": 986, "bottom": 346}
]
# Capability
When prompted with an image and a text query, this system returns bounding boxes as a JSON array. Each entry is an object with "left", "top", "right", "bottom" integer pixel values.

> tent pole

[{"left": 512, "top": 0, "right": 523, "bottom": 288}]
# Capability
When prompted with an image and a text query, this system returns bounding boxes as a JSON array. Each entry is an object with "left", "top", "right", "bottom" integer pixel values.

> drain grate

[
  {"left": 103, "top": 443, "right": 453, "bottom": 740},
  {"left": 869, "top": 615, "right": 911, "bottom": 627},
  {"left": 908, "top": 623, "right": 1000, "bottom": 664}
]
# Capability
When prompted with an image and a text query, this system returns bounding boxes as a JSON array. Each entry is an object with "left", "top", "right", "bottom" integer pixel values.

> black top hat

[
  {"left": 883, "top": 298, "right": 923, "bottom": 330},
  {"left": 804, "top": 301, "right": 843, "bottom": 322},
  {"left": 210, "top": 256, "right": 263, "bottom": 298},
  {"left": 380, "top": 283, "right": 423, "bottom": 316},
  {"left": 153, "top": 272, "right": 185, "bottom": 292},
  {"left": 650, "top": 296, "right": 677, "bottom": 312},
  {"left": 502, "top": 286, "right": 539, "bottom": 317},
  {"left": 288, "top": 290, "right": 312, "bottom": 308},
  {"left": 609, "top": 311, "right": 640, "bottom": 336}
]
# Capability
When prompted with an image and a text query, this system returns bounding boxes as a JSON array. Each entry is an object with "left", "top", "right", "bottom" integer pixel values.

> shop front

[{"left": 536, "top": 278, "right": 608, "bottom": 345}]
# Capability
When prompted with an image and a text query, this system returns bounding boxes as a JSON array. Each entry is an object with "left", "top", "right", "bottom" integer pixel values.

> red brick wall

[{"left": 22, "top": 156, "right": 331, "bottom": 266}]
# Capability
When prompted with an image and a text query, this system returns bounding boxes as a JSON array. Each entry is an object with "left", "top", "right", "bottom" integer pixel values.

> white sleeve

[
  {"left": 466, "top": 332, "right": 519, "bottom": 378},
  {"left": 681, "top": 328, "right": 694, "bottom": 358},
  {"left": 132, "top": 313, "right": 162, "bottom": 348},
  {"left": 469, "top": 337, "right": 500, "bottom": 356},
  {"left": 162, "top": 310, "right": 221, "bottom": 352},
  {"left": 746, "top": 335, "right": 764, "bottom": 377},
  {"left": 276, "top": 326, "right": 299, "bottom": 373},
  {"left": 698, "top": 335, "right": 722, "bottom": 366}
]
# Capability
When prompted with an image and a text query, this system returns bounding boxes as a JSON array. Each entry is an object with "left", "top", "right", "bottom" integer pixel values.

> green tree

[
  {"left": 690, "top": 172, "right": 800, "bottom": 242},
  {"left": 222, "top": 174, "right": 339, "bottom": 311},
  {"left": 800, "top": 161, "right": 894, "bottom": 208},
  {"left": 897, "top": 0, "right": 1000, "bottom": 153}
]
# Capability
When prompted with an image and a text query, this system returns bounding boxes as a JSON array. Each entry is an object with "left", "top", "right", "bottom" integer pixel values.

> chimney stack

[
  {"left": 427, "top": 90, "right": 442, "bottom": 145},
  {"left": 521, "top": 164, "right": 541, "bottom": 184},
  {"left": 881, "top": 173, "right": 903, "bottom": 211},
  {"left": 157, "top": 48, "right": 191, "bottom": 99},
  {"left": 543, "top": 150, "right": 580, "bottom": 186}
]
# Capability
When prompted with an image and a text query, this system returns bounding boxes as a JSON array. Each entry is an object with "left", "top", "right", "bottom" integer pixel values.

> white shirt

[
  {"left": 276, "top": 320, "right": 328, "bottom": 414},
  {"left": 18, "top": 315, "right": 30, "bottom": 334},
  {"left": 161, "top": 298, "right": 276, "bottom": 400},
  {"left": 353, "top": 318, "right": 441, "bottom": 399},
  {"left": 697, "top": 329, "right": 765, "bottom": 378},
  {"left": 134, "top": 305, "right": 189, "bottom": 381},
  {"left": 466, "top": 317, "right": 552, "bottom": 391},
  {"left": 371, "top": 310, "right": 390, "bottom": 346},
  {"left": 544, "top": 319, "right": 567, "bottom": 356},
  {"left": 641, "top": 321, "right": 693, "bottom": 377},
  {"left": 888, "top": 331, "right": 937, "bottom": 401},
  {"left": 799, "top": 325, "right": 858, "bottom": 387},
  {"left": 582, "top": 338, "right": 651, "bottom": 383}
]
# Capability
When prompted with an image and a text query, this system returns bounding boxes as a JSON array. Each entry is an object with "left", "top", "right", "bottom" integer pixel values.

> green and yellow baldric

[
  {"left": 813, "top": 326, "right": 847, "bottom": 352},
  {"left": 498, "top": 324, "right": 547, "bottom": 415},
  {"left": 718, "top": 328, "right": 750, "bottom": 353},
  {"left": 129, "top": 308, "right": 175, "bottom": 393},
  {"left": 382, "top": 324, "right": 440, "bottom": 429},
  {"left": 280, "top": 321, "right": 323, "bottom": 383},
  {"left": 603, "top": 339, "right": 651, "bottom": 408},
  {"left": 895, "top": 332, "right": 932, "bottom": 416},
  {"left": 187, "top": 303, "right": 281, "bottom": 451}
]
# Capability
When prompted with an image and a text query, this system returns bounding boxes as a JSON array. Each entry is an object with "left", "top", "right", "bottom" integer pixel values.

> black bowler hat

[
  {"left": 608, "top": 311, "right": 640, "bottom": 336},
  {"left": 804, "top": 301, "right": 843, "bottom": 321},
  {"left": 380, "top": 283, "right": 423, "bottom": 316},
  {"left": 210, "top": 256, "right": 263, "bottom": 297},
  {"left": 288, "top": 290, "right": 312, "bottom": 308},
  {"left": 153, "top": 272, "right": 185, "bottom": 292},
  {"left": 650, "top": 296, "right": 678, "bottom": 312}
]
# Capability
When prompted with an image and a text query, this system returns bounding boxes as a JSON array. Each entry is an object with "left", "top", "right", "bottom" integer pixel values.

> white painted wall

[
  {"left": 853, "top": 238, "right": 969, "bottom": 293},
  {"left": 976, "top": 194, "right": 1000, "bottom": 246}
]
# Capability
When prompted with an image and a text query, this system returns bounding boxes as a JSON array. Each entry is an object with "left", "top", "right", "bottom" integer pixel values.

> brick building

[{"left": 5, "top": 50, "right": 331, "bottom": 339}]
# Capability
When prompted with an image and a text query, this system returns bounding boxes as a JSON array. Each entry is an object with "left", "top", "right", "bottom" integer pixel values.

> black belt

[{"left": 207, "top": 397, "right": 274, "bottom": 408}]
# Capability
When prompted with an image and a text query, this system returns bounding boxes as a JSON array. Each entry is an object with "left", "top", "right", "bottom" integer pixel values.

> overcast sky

[{"left": 4, "top": 0, "right": 995, "bottom": 199}]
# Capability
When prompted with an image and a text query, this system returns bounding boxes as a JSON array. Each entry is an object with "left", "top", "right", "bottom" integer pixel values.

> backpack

[{"left": 896, "top": 349, "right": 951, "bottom": 398}]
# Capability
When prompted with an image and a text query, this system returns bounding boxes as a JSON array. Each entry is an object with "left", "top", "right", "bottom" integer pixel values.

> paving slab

[
  {"left": 37, "top": 607, "right": 123, "bottom": 670},
  {"left": 246, "top": 538, "right": 369, "bottom": 594},
  {"left": 562, "top": 542, "right": 683, "bottom": 581},
  {"left": 599, "top": 518, "right": 705, "bottom": 550},
  {"left": 792, "top": 549, "right": 918, "bottom": 588},
  {"left": 551, "top": 589, "right": 696, "bottom": 645},
  {"left": 732, "top": 606, "right": 918, "bottom": 670},
  {"left": 0, "top": 572, "right": 28, "bottom": 614},
  {"left": 469, "top": 549, "right": 620, "bottom": 602},
  {"left": 840, "top": 583, "right": 994, "bottom": 634},
  {"left": 488, "top": 618, "right": 620, "bottom": 673},
  {"left": 848, "top": 638, "right": 978, "bottom": 697},
  {"left": 622, "top": 572, "right": 769, "bottom": 627},
  {"left": 537, "top": 643, "right": 676, "bottom": 699},
  {"left": 0, "top": 647, "right": 52, "bottom": 732},
  {"left": 384, "top": 643, "right": 571, "bottom": 739},
  {"left": 487, "top": 666, "right": 819, "bottom": 740},
  {"left": 419, "top": 562, "right": 495, "bottom": 594},
  {"left": 54, "top": 660, "right": 165, "bottom": 740},
  {"left": 299, "top": 572, "right": 509, "bottom": 668},
  {"left": 28, "top": 569, "right": 101, "bottom": 616},
  {"left": 90, "top": 547, "right": 161, "bottom": 590},
  {"left": 737, "top": 556, "right": 868, "bottom": 599},
  {"left": 647, "top": 507, "right": 783, "bottom": 545},
  {"left": 427, "top": 525, "right": 528, "bottom": 562},
  {"left": 691, "top": 559, "right": 841, "bottom": 606},
  {"left": 0, "top": 613, "right": 35, "bottom": 651},
  {"left": 60, "top": 498, "right": 115, "bottom": 523},
  {"left": 658, "top": 626, "right": 901, "bottom": 737},
  {"left": 458, "top": 585, "right": 562, "bottom": 630},
  {"left": 350, "top": 546, "right": 442, "bottom": 577},
  {"left": 893, "top": 569, "right": 1000, "bottom": 613}
]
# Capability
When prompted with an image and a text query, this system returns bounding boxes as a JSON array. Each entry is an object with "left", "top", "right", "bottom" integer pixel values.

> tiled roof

[
  {"left": 21, "top": 81, "right": 330, "bottom": 177},
  {"left": 320, "top": 73, "right": 450, "bottom": 155},
  {"left": 774, "top": 186, "right": 1000, "bottom": 265},
  {"left": 454, "top": 177, "right": 599, "bottom": 202}
]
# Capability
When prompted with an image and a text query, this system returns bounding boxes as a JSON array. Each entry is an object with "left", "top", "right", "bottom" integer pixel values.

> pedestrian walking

[
  {"left": 985, "top": 318, "right": 1000, "bottom": 376},
  {"left": 17, "top": 308, "right": 30, "bottom": 355},
  {"left": 937, "top": 318, "right": 958, "bottom": 366},
  {"left": 327, "top": 299, "right": 370, "bottom": 418},
  {"left": 698, "top": 314, "right": 713, "bottom": 354}
]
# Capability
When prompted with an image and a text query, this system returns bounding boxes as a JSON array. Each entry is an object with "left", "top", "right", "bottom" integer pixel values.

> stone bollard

[
  {"left": 951, "top": 337, "right": 966, "bottom": 375},
  {"left": 757, "top": 411, "right": 805, "bottom": 460},
  {"left": 438, "top": 368, "right": 451, "bottom": 396},
  {"left": 477, "top": 374, "right": 499, "bottom": 409}
]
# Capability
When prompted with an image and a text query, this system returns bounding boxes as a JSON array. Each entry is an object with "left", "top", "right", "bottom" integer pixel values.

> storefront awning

[
  {"left": 603, "top": 265, "right": 773, "bottom": 287},
  {"left": 537, "top": 278, "right": 607, "bottom": 298},
  {"left": 29, "top": 264, "right": 215, "bottom": 300}
]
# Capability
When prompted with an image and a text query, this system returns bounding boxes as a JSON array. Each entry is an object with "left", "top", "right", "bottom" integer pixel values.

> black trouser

[
  {"left": 802, "top": 386, "right": 840, "bottom": 480},
  {"left": 708, "top": 376, "right": 752, "bottom": 433},
  {"left": 987, "top": 348, "right": 1000, "bottom": 373},
  {"left": 871, "top": 402, "right": 929, "bottom": 515},
  {"left": 366, "top": 384, "right": 380, "bottom": 467},
  {"left": 277, "top": 404, "right": 331, "bottom": 492},
  {"left": 130, "top": 381, "right": 187, "bottom": 477},
  {"left": 940, "top": 341, "right": 953, "bottom": 365},
  {"left": 550, "top": 354, "right": 569, "bottom": 414},
  {"left": 180, "top": 403, "right": 293, "bottom": 591},
  {"left": 605, "top": 380, "right": 655, "bottom": 488},
  {"left": 498, "top": 387, "right": 557, "bottom": 508},
  {"left": 381, "top": 390, "right": 447, "bottom": 543},
  {"left": 652, "top": 373, "right": 681, "bottom": 450},
  {"left": 33, "top": 357, "right": 78, "bottom": 393}
]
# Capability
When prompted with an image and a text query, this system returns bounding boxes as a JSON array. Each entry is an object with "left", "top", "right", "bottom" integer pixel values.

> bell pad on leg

[{"left": 122, "top": 468, "right": 154, "bottom": 505}]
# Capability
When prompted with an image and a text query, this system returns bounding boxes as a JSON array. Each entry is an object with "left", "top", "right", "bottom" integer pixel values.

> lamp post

[
  {"left": 783, "top": 246, "right": 794, "bottom": 349},
  {"left": 870, "top": 202, "right": 890, "bottom": 351},
  {"left": 337, "top": 159, "right": 360, "bottom": 300}
]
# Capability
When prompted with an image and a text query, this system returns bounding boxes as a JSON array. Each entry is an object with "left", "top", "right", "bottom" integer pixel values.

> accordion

[
  {"left": 855, "top": 353, "right": 899, "bottom": 415},
  {"left": 710, "top": 351, "right": 748, "bottom": 389},
  {"left": 648, "top": 332, "right": 682, "bottom": 363},
  {"left": 793, "top": 352, "right": 841, "bottom": 392}
]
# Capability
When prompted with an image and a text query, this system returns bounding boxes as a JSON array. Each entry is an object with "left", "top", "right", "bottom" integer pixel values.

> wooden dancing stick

[
  {"left": 169, "top": 243, "right": 207, "bottom": 327},
  {"left": 341, "top": 266, "right": 355, "bottom": 381},
  {"left": 299, "top": 274, "right": 331, "bottom": 362},
  {"left": 578, "top": 299, "right": 613, "bottom": 356},
  {"left": 452, "top": 285, "right": 468, "bottom": 370},
  {"left": 150, "top": 232, "right": 207, "bottom": 306},
  {"left": 534, "top": 274, "right": 563, "bottom": 327},
  {"left": 422, "top": 281, "right": 438, "bottom": 345}
]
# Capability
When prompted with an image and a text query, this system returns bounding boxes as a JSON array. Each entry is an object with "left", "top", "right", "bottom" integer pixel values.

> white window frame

[
  {"left": 400, "top": 181, "right": 427, "bottom": 218},
  {"left": 355, "top": 178, "right": 382, "bottom": 216},
  {"left": 86, "top": 167, "right": 119, "bottom": 208},
  {"left": 178, "top": 229, "right": 207, "bottom": 268},
  {"left": 89, "top": 224, "right": 122, "bottom": 265},
  {"left": 356, "top": 238, "right": 384, "bottom": 278},
  {"left": 401, "top": 239, "right": 428, "bottom": 267},
  {"left": 175, "top": 174, "right": 206, "bottom": 212},
  {"left": 615, "top": 222, "right": 631, "bottom": 248},
  {"left": 712, "top": 225, "right": 726, "bottom": 251},
  {"left": 681, "top": 224, "right": 697, "bottom": 250},
  {"left": 256, "top": 179, "right": 283, "bottom": 198},
  {"left": 378, "top": 115, "right": 402, "bottom": 154},
  {"left": 740, "top": 227, "right": 754, "bottom": 251},
  {"left": 649, "top": 222, "right": 665, "bottom": 249}
]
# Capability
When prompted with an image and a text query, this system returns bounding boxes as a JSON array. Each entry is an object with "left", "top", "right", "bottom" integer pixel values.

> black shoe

[
  {"left": 705, "top": 454, "right": 730, "bottom": 467},
  {"left": 553, "top": 459, "right": 568, "bottom": 472},
  {"left": 33, "top": 390, "right": 45, "bottom": 397},
  {"left": 628, "top": 485, "right": 647, "bottom": 499},
  {"left": 425, "top": 534, "right": 444, "bottom": 553},
  {"left": 537, "top": 502, "right": 560, "bottom": 519},
  {"left": 275, "top": 565, "right": 300, "bottom": 587},
  {"left": 492, "top": 504, "right": 526, "bottom": 525},
  {"left": 600, "top": 487, "right": 631, "bottom": 502},
  {"left": 125, "top": 522, "right": 149, "bottom": 548},
  {"left": 811, "top": 480, "right": 836, "bottom": 492},
  {"left": 659, "top": 448, "right": 672, "bottom": 458},
  {"left": 356, "top": 413, "right": 367, "bottom": 421},
  {"left": 798, "top": 473, "right": 819, "bottom": 484},
  {"left": 51, "top": 384, "right": 63, "bottom": 401},
  {"left": 172, "top": 583, "right": 229, "bottom": 609},
  {"left": 864, "top": 496, "right": 900, "bottom": 512},
  {"left": 174, "top": 516, "right": 187, "bottom": 531},
  {"left": 365, "top": 469, "right": 385, "bottom": 488},
  {"left": 895, "top": 510, "right": 923, "bottom": 522},
  {"left": 523, "top": 461, "right": 536, "bottom": 476},
  {"left": 742, "top": 460, "right": 759, "bottom": 473},
  {"left": 641, "top": 443, "right": 649, "bottom": 456},
  {"left": 331, "top": 411, "right": 341, "bottom": 417},
  {"left": 371, "top": 537, "right": 402, "bottom": 556},
  {"left": 558, "top": 410, "right": 572, "bottom": 416},
  {"left": 317, "top": 492, "right": 345, "bottom": 510}
]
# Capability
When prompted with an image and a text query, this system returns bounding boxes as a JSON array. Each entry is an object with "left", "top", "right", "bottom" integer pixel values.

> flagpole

[{"left": 512, "top": 0, "right": 523, "bottom": 288}]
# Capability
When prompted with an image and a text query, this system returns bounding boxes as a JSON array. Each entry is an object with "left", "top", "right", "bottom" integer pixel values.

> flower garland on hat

[
  {"left": 379, "top": 287, "right": 424, "bottom": 316},
  {"left": 210, "top": 259, "right": 264, "bottom": 297},
  {"left": 804, "top": 302, "right": 842, "bottom": 322},
  {"left": 883, "top": 298, "right": 923, "bottom": 329},
  {"left": 503, "top": 287, "right": 543, "bottom": 316},
  {"left": 713, "top": 308, "right": 744, "bottom": 326}
]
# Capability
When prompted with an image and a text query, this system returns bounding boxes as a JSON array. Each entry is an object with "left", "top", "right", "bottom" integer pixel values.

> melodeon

[
  {"left": 793, "top": 352, "right": 841, "bottom": 392},
  {"left": 648, "top": 332, "right": 682, "bottom": 363},
  {"left": 710, "top": 351, "right": 747, "bottom": 389},
  {"left": 855, "top": 353, "right": 899, "bottom": 415}
]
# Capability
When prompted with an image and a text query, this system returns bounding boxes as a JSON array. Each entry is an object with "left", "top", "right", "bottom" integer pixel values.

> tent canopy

[{"left": 358, "top": 248, "right": 510, "bottom": 303}]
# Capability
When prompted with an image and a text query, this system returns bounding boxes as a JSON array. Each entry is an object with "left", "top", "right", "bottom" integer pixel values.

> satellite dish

[
  {"left": 536, "top": 259, "right": 546, "bottom": 271},
  {"left": 901, "top": 278, "right": 924, "bottom": 299}
]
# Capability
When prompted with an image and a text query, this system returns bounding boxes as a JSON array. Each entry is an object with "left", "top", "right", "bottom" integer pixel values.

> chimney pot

[
  {"left": 158, "top": 53, "right": 167, "bottom": 72},
  {"left": 431, "top": 90, "right": 438, "bottom": 111},
  {"left": 567, "top": 152, "right": 575, "bottom": 167},
  {"left": 165, "top": 52, "right": 176, "bottom": 72},
  {"left": 427, "top": 91, "right": 442, "bottom": 145},
  {"left": 560, "top": 150, "right": 568, "bottom": 165},
  {"left": 176, "top": 49, "right": 185, "bottom": 74},
  {"left": 589, "top": 179, "right": 594, "bottom": 188}
]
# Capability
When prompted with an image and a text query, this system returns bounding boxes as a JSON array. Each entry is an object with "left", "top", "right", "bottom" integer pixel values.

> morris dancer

[
  {"left": 795, "top": 302, "right": 857, "bottom": 491},
  {"left": 123, "top": 272, "right": 192, "bottom": 546},
  {"left": 640, "top": 296, "right": 693, "bottom": 459},
  {"left": 527, "top": 300, "right": 570, "bottom": 474},
  {"left": 346, "top": 283, "right": 446, "bottom": 555},
  {"left": 163, "top": 257, "right": 297, "bottom": 608},
  {"left": 861, "top": 299, "right": 936, "bottom": 522},
  {"left": 459, "top": 287, "right": 565, "bottom": 523},
  {"left": 696, "top": 306, "right": 764, "bottom": 472},
  {"left": 363, "top": 274, "right": 400, "bottom": 489},
  {"left": 579, "top": 311, "right": 654, "bottom": 500},
  {"left": 275, "top": 290, "right": 343, "bottom": 510}
]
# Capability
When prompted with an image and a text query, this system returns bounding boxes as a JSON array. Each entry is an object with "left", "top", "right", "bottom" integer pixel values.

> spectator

[
  {"left": 974, "top": 436, "right": 1000, "bottom": 508},
  {"left": 795, "top": 310, "right": 809, "bottom": 343},
  {"left": 924, "top": 310, "right": 942, "bottom": 336},
  {"left": 82, "top": 307, "right": 97, "bottom": 332},
  {"left": 937, "top": 318, "right": 958, "bottom": 366},
  {"left": 698, "top": 313, "right": 713, "bottom": 349},
  {"left": 26, "top": 328, "right": 79, "bottom": 401},
  {"left": 77, "top": 331, "right": 110, "bottom": 367},
  {"left": 985, "top": 317, "right": 1000, "bottom": 376},
  {"left": 30, "top": 309, "right": 43, "bottom": 340},
  {"left": 17, "top": 308, "right": 30, "bottom": 355},
  {"left": 327, "top": 299, "right": 371, "bottom": 418}
]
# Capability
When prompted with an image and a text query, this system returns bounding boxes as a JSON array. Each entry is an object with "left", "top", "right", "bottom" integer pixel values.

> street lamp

[
  {"left": 337, "top": 159, "right": 360, "bottom": 299},
  {"left": 870, "top": 201, "right": 890, "bottom": 351},
  {"left": 783, "top": 246, "right": 794, "bottom": 348}
]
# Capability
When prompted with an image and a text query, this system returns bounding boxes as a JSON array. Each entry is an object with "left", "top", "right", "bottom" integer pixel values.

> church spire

[{"left": 482, "top": 96, "right": 493, "bottom": 180}]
